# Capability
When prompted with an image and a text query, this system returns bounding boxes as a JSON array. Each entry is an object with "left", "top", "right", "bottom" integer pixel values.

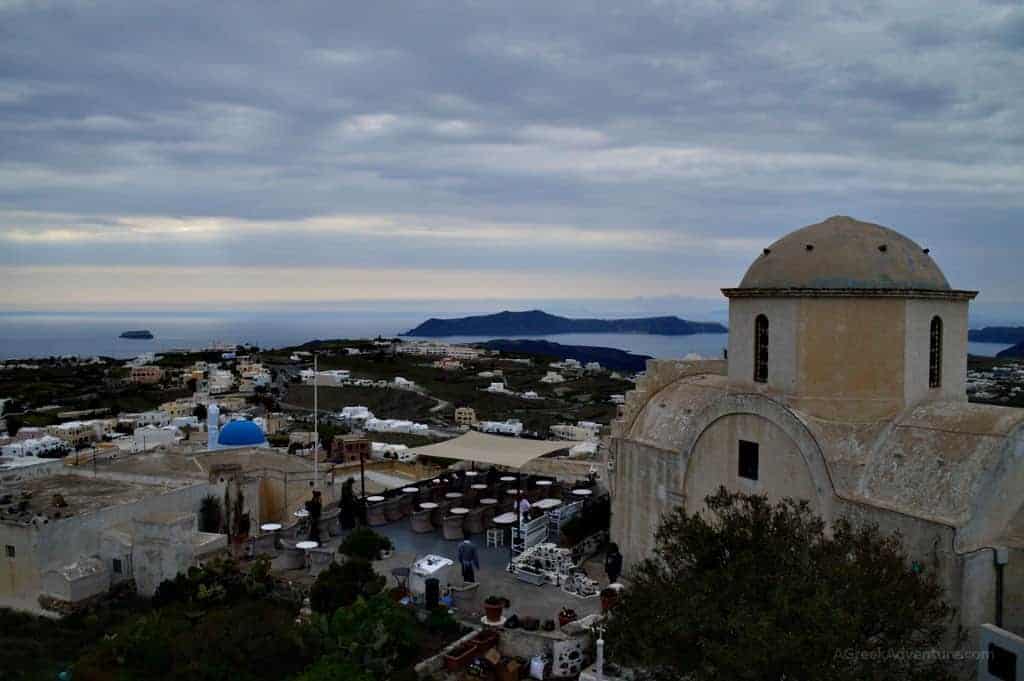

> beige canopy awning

[{"left": 409, "top": 431, "right": 582, "bottom": 469}]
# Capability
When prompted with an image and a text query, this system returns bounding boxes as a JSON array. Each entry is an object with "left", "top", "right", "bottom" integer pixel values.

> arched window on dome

[
  {"left": 754, "top": 314, "right": 769, "bottom": 384},
  {"left": 929, "top": 316, "right": 943, "bottom": 389}
]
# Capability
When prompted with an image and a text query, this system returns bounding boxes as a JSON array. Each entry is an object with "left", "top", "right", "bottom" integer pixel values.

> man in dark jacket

[
  {"left": 604, "top": 543, "right": 623, "bottom": 584},
  {"left": 457, "top": 539, "right": 480, "bottom": 583}
]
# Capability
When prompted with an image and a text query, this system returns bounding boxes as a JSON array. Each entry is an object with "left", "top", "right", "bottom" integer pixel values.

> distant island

[
  {"left": 997, "top": 341, "right": 1024, "bottom": 359},
  {"left": 968, "top": 327, "right": 1024, "bottom": 344},
  {"left": 403, "top": 309, "right": 728, "bottom": 337},
  {"left": 478, "top": 339, "right": 652, "bottom": 372},
  {"left": 119, "top": 329, "right": 154, "bottom": 339}
]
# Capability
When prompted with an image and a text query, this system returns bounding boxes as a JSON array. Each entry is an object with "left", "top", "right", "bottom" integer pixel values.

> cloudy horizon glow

[{"left": 1, "top": 1, "right": 1022, "bottom": 310}]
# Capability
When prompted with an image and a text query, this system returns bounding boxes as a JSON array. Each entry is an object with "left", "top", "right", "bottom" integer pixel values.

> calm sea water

[{"left": 0, "top": 311, "right": 1013, "bottom": 361}]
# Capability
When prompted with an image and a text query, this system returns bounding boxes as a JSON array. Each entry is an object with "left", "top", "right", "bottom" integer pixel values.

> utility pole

[{"left": 313, "top": 352, "right": 319, "bottom": 491}]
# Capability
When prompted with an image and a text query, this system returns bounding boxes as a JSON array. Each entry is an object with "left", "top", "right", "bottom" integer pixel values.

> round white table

[
  {"left": 535, "top": 498, "right": 562, "bottom": 510},
  {"left": 465, "top": 470, "right": 480, "bottom": 477},
  {"left": 293, "top": 508, "right": 309, "bottom": 518},
  {"left": 296, "top": 540, "right": 319, "bottom": 550},
  {"left": 571, "top": 488, "right": 593, "bottom": 497},
  {"left": 445, "top": 492, "right": 464, "bottom": 500},
  {"left": 420, "top": 502, "right": 439, "bottom": 510},
  {"left": 535, "top": 480, "right": 553, "bottom": 487},
  {"left": 493, "top": 512, "right": 517, "bottom": 525},
  {"left": 470, "top": 483, "right": 488, "bottom": 490},
  {"left": 450, "top": 507, "right": 470, "bottom": 515},
  {"left": 479, "top": 498, "right": 498, "bottom": 506},
  {"left": 500, "top": 476, "right": 517, "bottom": 483},
  {"left": 367, "top": 495, "right": 386, "bottom": 503},
  {"left": 260, "top": 523, "right": 282, "bottom": 532},
  {"left": 401, "top": 487, "right": 419, "bottom": 494},
  {"left": 505, "top": 488, "right": 520, "bottom": 495}
]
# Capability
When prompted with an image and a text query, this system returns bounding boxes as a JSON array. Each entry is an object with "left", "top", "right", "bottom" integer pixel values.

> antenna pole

[{"left": 313, "top": 353, "right": 319, "bottom": 490}]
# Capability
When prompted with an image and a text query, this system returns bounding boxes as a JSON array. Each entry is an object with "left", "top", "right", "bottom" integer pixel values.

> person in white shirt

[{"left": 518, "top": 496, "right": 532, "bottom": 521}]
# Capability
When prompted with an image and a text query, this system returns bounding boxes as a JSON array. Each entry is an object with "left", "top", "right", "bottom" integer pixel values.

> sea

[{"left": 0, "top": 309, "right": 1014, "bottom": 361}]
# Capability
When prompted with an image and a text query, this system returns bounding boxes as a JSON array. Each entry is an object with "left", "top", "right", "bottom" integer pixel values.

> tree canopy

[{"left": 605, "top": 489, "right": 957, "bottom": 681}]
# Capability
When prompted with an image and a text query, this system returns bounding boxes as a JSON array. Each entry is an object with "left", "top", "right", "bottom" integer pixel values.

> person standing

[
  {"left": 518, "top": 496, "right": 532, "bottom": 522},
  {"left": 457, "top": 538, "right": 480, "bottom": 583},
  {"left": 604, "top": 543, "right": 623, "bottom": 585}
]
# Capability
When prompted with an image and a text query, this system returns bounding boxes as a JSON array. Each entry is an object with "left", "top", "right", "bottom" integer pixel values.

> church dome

[
  {"left": 737, "top": 216, "right": 949, "bottom": 291},
  {"left": 217, "top": 419, "right": 266, "bottom": 447}
]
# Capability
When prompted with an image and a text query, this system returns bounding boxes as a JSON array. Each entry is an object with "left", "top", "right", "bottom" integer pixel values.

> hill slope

[
  {"left": 404, "top": 309, "right": 727, "bottom": 337},
  {"left": 478, "top": 339, "right": 651, "bottom": 372},
  {"left": 997, "top": 341, "right": 1024, "bottom": 359},
  {"left": 968, "top": 327, "right": 1024, "bottom": 344}
]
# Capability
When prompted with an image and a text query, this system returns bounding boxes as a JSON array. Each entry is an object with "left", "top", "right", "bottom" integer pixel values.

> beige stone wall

[
  {"left": 0, "top": 523, "right": 39, "bottom": 600},
  {"left": 903, "top": 298, "right": 969, "bottom": 406},
  {"left": 684, "top": 413, "right": 821, "bottom": 516},
  {"left": 728, "top": 297, "right": 800, "bottom": 395}
]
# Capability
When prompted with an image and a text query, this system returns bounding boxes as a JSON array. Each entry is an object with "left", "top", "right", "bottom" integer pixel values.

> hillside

[
  {"left": 997, "top": 341, "right": 1024, "bottom": 359},
  {"left": 404, "top": 309, "right": 727, "bottom": 337},
  {"left": 968, "top": 327, "right": 1024, "bottom": 344},
  {"left": 478, "top": 339, "right": 651, "bottom": 373}
]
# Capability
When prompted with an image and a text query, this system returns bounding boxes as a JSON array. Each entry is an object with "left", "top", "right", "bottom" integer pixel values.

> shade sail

[{"left": 409, "top": 430, "right": 581, "bottom": 469}]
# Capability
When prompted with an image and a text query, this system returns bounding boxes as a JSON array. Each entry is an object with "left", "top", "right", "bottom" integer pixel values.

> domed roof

[
  {"left": 737, "top": 216, "right": 950, "bottom": 291},
  {"left": 217, "top": 419, "right": 266, "bottom": 447}
]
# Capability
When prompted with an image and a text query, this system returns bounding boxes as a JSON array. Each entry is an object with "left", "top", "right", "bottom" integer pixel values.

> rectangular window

[
  {"left": 4, "top": 545, "right": 14, "bottom": 558},
  {"left": 113, "top": 558, "right": 123, "bottom": 574},
  {"left": 738, "top": 440, "right": 759, "bottom": 481},
  {"left": 988, "top": 643, "right": 1017, "bottom": 681}
]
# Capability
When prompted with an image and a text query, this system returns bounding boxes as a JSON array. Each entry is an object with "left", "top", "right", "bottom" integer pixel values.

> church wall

[
  {"left": 610, "top": 438, "right": 678, "bottom": 571},
  {"left": 792, "top": 297, "right": 907, "bottom": 421},
  {"left": 904, "top": 298, "right": 969, "bottom": 407},
  {"left": 727, "top": 297, "right": 799, "bottom": 394},
  {"left": 684, "top": 413, "right": 820, "bottom": 516}
]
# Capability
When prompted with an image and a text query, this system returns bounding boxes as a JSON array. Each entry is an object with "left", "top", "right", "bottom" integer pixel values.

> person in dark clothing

[
  {"left": 457, "top": 539, "right": 480, "bottom": 583},
  {"left": 339, "top": 478, "right": 357, "bottom": 530},
  {"left": 604, "top": 543, "right": 623, "bottom": 584},
  {"left": 485, "top": 466, "right": 499, "bottom": 487},
  {"left": 305, "top": 490, "right": 323, "bottom": 542}
]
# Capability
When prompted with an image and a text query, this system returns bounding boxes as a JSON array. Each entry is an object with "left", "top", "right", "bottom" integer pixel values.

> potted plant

[
  {"left": 484, "top": 595, "right": 506, "bottom": 623},
  {"left": 558, "top": 606, "right": 578, "bottom": 627},
  {"left": 443, "top": 641, "right": 477, "bottom": 672}
]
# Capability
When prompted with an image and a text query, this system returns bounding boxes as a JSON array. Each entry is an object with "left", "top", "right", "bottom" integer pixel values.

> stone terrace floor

[{"left": 273, "top": 521, "right": 609, "bottom": 627}]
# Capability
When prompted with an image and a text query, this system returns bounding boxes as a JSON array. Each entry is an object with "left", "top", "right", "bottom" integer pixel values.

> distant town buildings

[
  {"left": 476, "top": 419, "right": 523, "bottom": 436},
  {"left": 333, "top": 433, "right": 370, "bottom": 464},
  {"left": 550, "top": 421, "right": 603, "bottom": 441},
  {"left": 129, "top": 365, "right": 163, "bottom": 385},
  {"left": 454, "top": 407, "right": 477, "bottom": 428},
  {"left": 540, "top": 371, "right": 566, "bottom": 384},
  {"left": 396, "top": 342, "right": 484, "bottom": 361}
]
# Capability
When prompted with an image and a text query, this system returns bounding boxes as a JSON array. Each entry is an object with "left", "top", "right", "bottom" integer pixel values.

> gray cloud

[{"left": 0, "top": 0, "right": 1022, "bottom": 306}]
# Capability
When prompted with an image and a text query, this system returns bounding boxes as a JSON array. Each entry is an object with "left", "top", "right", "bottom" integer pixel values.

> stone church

[{"left": 610, "top": 215, "right": 1024, "bottom": 641}]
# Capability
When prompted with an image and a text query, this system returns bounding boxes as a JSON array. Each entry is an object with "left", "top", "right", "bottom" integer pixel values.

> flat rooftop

[{"left": 0, "top": 473, "right": 185, "bottom": 524}]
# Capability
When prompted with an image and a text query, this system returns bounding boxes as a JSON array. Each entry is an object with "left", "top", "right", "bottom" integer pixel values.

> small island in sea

[
  {"left": 403, "top": 309, "right": 727, "bottom": 337},
  {"left": 119, "top": 329, "right": 154, "bottom": 339}
]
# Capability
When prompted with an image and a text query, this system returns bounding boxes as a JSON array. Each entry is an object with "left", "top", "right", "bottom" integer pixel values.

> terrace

[{"left": 257, "top": 433, "right": 612, "bottom": 634}]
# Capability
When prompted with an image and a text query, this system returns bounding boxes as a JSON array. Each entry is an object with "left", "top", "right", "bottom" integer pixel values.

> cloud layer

[{"left": 1, "top": 0, "right": 1022, "bottom": 307}]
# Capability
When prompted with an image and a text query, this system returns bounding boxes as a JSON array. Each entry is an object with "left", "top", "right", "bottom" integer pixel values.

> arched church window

[
  {"left": 754, "top": 314, "right": 769, "bottom": 384},
  {"left": 929, "top": 316, "right": 942, "bottom": 388}
]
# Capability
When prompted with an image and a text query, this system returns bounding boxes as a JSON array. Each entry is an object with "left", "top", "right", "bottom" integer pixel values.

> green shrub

[
  {"left": 337, "top": 527, "right": 393, "bottom": 561},
  {"left": 309, "top": 560, "right": 385, "bottom": 614},
  {"left": 198, "top": 495, "right": 222, "bottom": 533}
]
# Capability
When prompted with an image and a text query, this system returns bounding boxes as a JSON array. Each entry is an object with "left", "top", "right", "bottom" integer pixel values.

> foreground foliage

[{"left": 606, "top": 489, "right": 957, "bottom": 681}]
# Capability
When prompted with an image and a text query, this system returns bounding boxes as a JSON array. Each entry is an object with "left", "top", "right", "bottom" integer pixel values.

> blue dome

[{"left": 217, "top": 420, "right": 266, "bottom": 447}]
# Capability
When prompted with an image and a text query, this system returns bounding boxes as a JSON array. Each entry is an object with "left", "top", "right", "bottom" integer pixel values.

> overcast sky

[{"left": 1, "top": 0, "right": 1021, "bottom": 311}]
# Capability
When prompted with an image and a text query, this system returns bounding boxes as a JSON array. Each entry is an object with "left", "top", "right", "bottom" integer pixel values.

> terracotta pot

[
  {"left": 600, "top": 589, "right": 619, "bottom": 612},
  {"left": 443, "top": 642, "right": 476, "bottom": 672},
  {"left": 484, "top": 601, "right": 504, "bottom": 623}
]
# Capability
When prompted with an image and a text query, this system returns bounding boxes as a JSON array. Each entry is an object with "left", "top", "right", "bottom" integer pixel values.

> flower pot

[
  {"left": 484, "top": 601, "right": 504, "bottom": 623},
  {"left": 600, "top": 588, "right": 619, "bottom": 612},
  {"left": 558, "top": 610, "right": 577, "bottom": 627},
  {"left": 443, "top": 642, "right": 476, "bottom": 672}
]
